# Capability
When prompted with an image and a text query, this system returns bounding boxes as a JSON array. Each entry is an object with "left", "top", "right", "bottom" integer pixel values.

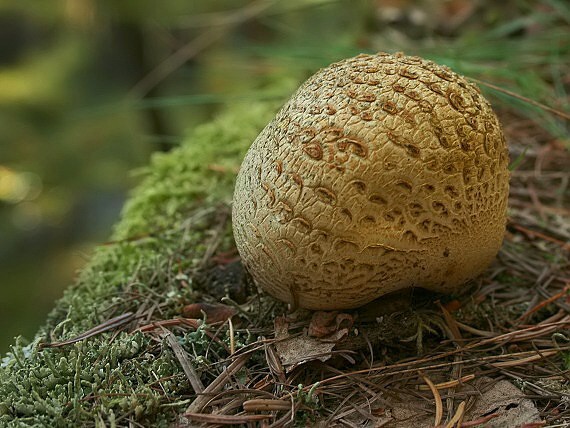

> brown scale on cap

[{"left": 232, "top": 52, "right": 510, "bottom": 310}]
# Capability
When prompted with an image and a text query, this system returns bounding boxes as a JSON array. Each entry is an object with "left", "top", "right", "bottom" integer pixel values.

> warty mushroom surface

[{"left": 232, "top": 52, "right": 510, "bottom": 310}]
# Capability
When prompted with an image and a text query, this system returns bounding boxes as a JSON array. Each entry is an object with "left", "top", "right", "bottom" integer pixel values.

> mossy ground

[
  {"left": 0, "top": 101, "right": 278, "bottom": 427},
  {"left": 1, "top": 90, "right": 569, "bottom": 427}
]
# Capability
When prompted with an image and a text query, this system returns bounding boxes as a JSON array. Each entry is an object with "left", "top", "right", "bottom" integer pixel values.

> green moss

[
  {"left": 0, "top": 101, "right": 278, "bottom": 427},
  {"left": 115, "top": 101, "right": 277, "bottom": 239}
]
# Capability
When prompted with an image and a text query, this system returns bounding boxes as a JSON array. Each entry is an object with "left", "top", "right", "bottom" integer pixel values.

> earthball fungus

[{"left": 232, "top": 52, "right": 509, "bottom": 310}]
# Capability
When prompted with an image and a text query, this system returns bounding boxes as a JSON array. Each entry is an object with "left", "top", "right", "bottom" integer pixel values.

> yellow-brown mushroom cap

[{"left": 232, "top": 52, "right": 510, "bottom": 310}]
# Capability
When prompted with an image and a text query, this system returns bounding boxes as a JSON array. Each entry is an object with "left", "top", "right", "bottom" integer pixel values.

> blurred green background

[{"left": 0, "top": 0, "right": 567, "bottom": 353}]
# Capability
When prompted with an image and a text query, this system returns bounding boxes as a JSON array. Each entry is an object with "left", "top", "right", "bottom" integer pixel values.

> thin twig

[
  {"left": 421, "top": 373, "right": 443, "bottom": 427},
  {"left": 469, "top": 77, "right": 570, "bottom": 121},
  {"left": 460, "top": 412, "right": 499, "bottom": 427},
  {"left": 186, "top": 354, "right": 250, "bottom": 414},
  {"left": 510, "top": 223, "right": 570, "bottom": 251},
  {"left": 418, "top": 374, "right": 476, "bottom": 391},
  {"left": 163, "top": 330, "right": 204, "bottom": 394},
  {"left": 243, "top": 399, "right": 290, "bottom": 412},
  {"left": 183, "top": 412, "right": 271, "bottom": 424},
  {"left": 444, "top": 400, "right": 465, "bottom": 428},
  {"left": 519, "top": 283, "right": 570, "bottom": 321},
  {"left": 41, "top": 312, "right": 135, "bottom": 348},
  {"left": 129, "top": 0, "right": 274, "bottom": 98}
]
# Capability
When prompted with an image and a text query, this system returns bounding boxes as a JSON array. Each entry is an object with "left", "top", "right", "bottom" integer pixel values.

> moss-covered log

[{"left": 0, "top": 102, "right": 277, "bottom": 427}]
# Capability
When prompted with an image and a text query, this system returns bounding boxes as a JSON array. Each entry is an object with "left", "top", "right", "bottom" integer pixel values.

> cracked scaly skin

[{"left": 232, "top": 52, "right": 510, "bottom": 310}]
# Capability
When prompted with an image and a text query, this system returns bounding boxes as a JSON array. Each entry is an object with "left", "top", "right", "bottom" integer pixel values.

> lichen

[{"left": 0, "top": 101, "right": 278, "bottom": 427}]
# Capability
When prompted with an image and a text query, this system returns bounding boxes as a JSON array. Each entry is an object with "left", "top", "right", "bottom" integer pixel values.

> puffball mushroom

[{"left": 232, "top": 52, "right": 509, "bottom": 310}]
